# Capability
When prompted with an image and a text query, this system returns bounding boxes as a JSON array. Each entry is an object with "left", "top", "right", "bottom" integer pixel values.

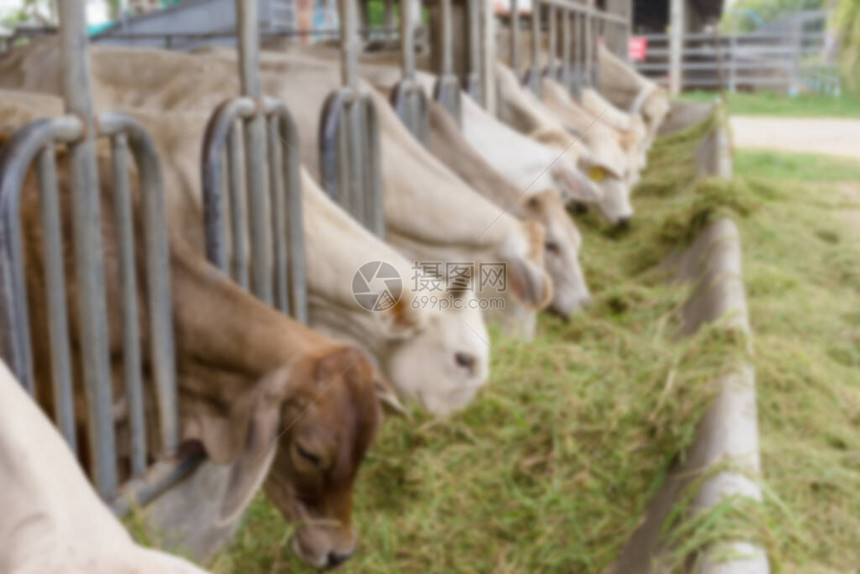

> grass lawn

[
  {"left": 731, "top": 148, "right": 860, "bottom": 573},
  {"left": 681, "top": 90, "right": 860, "bottom": 118}
]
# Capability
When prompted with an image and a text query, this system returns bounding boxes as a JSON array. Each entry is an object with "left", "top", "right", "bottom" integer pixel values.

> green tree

[
  {"left": 725, "top": 0, "right": 826, "bottom": 32},
  {"left": 832, "top": 0, "right": 860, "bottom": 91}
]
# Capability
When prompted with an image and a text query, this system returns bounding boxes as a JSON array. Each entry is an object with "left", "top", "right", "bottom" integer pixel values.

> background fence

[{"left": 633, "top": 9, "right": 841, "bottom": 95}]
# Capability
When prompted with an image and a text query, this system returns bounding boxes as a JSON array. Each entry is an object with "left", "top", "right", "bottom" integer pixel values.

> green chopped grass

[
  {"left": 680, "top": 91, "right": 860, "bottom": 118},
  {"left": 141, "top": 110, "right": 859, "bottom": 573},
  {"left": 207, "top": 109, "right": 759, "bottom": 574}
]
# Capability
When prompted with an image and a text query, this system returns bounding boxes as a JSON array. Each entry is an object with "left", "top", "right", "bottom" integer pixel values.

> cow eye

[
  {"left": 296, "top": 443, "right": 321, "bottom": 467},
  {"left": 455, "top": 352, "right": 476, "bottom": 370},
  {"left": 545, "top": 241, "right": 560, "bottom": 255}
]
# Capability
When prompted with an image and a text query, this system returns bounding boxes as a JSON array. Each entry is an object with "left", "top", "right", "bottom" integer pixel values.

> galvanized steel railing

[
  {"left": 432, "top": 0, "right": 463, "bottom": 124},
  {"left": 390, "top": 0, "right": 430, "bottom": 144},
  {"left": 0, "top": 0, "right": 198, "bottom": 511},
  {"left": 201, "top": 0, "right": 308, "bottom": 322},
  {"left": 506, "top": 0, "right": 630, "bottom": 97},
  {"left": 319, "top": 0, "right": 385, "bottom": 237}
]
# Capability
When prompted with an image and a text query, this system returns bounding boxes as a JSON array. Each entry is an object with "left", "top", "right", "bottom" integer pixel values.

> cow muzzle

[{"left": 292, "top": 525, "right": 357, "bottom": 570}]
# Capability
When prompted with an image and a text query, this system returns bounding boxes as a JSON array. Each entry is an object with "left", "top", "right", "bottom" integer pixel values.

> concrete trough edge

[{"left": 610, "top": 103, "right": 770, "bottom": 574}]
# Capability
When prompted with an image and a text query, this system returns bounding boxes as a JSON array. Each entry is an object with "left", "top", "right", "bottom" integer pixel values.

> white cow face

[
  {"left": 577, "top": 158, "right": 634, "bottom": 227},
  {"left": 518, "top": 190, "right": 592, "bottom": 317},
  {"left": 382, "top": 297, "right": 489, "bottom": 417},
  {"left": 595, "top": 176, "right": 635, "bottom": 227}
]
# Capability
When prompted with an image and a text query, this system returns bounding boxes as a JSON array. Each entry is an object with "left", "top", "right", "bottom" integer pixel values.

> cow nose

[
  {"left": 616, "top": 216, "right": 631, "bottom": 229},
  {"left": 325, "top": 550, "right": 353, "bottom": 569}
]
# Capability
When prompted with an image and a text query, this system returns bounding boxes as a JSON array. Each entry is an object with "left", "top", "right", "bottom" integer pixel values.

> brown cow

[{"left": 2, "top": 95, "right": 396, "bottom": 569}]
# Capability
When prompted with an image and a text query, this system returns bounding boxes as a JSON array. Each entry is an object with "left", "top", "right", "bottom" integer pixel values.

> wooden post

[{"left": 668, "top": 0, "right": 684, "bottom": 96}]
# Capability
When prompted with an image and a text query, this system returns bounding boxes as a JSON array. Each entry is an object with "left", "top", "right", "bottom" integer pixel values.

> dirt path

[{"left": 731, "top": 116, "right": 860, "bottom": 161}]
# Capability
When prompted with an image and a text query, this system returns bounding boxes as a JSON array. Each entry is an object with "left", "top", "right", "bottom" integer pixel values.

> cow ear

[
  {"left": 507, "top": 256, "right": 553, "bottom": 309},
  {"left": 379, "top": 296, "right": 425, "bottom": 338},
  {"left": 218, "top": 368, "right": 290, "bottom": 524},
  {"left": 551, "top": 164, "right": 603, "bottom": 205},
  {"left": 375, "top": 376, "right": 408, "bottom": 418}
]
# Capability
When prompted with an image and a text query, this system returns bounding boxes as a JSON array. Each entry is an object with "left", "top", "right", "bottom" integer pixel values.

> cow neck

[{"left": 168, "top": 238, "right": 333, "bottom": 378}]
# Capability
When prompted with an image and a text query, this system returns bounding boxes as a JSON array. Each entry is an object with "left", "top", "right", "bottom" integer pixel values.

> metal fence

[
  {"left": 0, "top": 1, "right": 200, "bottom": 512},
  {"left": 635, "top": 20, "right": 840, "bottom": 95},
  {"left": 319, "top": 0, "right": 385, "bottom": 237},
  {"left": 502, "top": 0, "right": 630, "bottom": 99},
  {"left": 201, "top": 0, "right": 308, "bottom": 323}
]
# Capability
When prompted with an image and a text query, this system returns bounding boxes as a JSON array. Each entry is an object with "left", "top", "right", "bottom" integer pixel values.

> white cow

[
  {"left": 494, "top": 62, "right": 635, "bottom": 226},
  {"left": 125, "top": 107, "right": 490, "bottom": 417},
  {"left": 541, "top": 77, "right": 646, "bottom": 185},
  {"left": 426, "top": 100, "right": 592, "bottom": 316},
  {"left": 0, "top": 360, "right": 210, "bottom": 574},
  {"left": 258, "top": 43, "right": 603, "bottom": 212},
  {"left": 597, "top": 44, "right": 670, "bottom": 145}
]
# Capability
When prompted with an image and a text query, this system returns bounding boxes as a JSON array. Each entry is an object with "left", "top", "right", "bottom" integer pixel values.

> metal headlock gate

[
  {"left": 319, "top": 0, "right": 385, "bottom": 237},
  {"left": 428, "top": 0, "right": 483, "bottom": 117},
  {"left": 508, "top": 0, "right": 629, "bottom": 98},
  {"left": 390, "top": 0, "right": 430, "bottom": 144},
  {"left": 0, "top": 1, "right": 200, "bottom": 512},
  {"left": 201, "top": 0, "right": 308, "bottom": 323}
]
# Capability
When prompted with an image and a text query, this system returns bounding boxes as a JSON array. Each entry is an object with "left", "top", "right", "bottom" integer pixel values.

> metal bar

[
  {"left": 200, "top": 97, "right": 255, "bottom": 275},
  {"left": 36, "top": 146, "right": 76, "bottom": 451},
  {"left": 225, "top": 121, "right": 248, "bottom": 289},
  {"left": 0, "top": 116, "right": 81, "bottom": 403},
  {"left": 266, "top": 115, "right": 288, "bottom": 314},
  {"left": 59, "top": 0, "right": 117, "bottom": 499},
  {"left": 335, "top": 99, "right": 351, "bottom": 210},
  {"left": 547, "top": 4, "right": 557, "bottom": 73},
  {"left": 237, "top": 0, "right": 271, "bottom": 306},
  {"left": 440, "top": 0, "right": 453, "bottom": 76},
  {"left": 583, "top": 2, "right": 592, "bottom": 86},
  {"left": 100, "top": 112, "right": 180, "bottom": 457},
  {"left": 510, "top": 0, "right": 520, "bottom": 72},
  {"left": 400, "top": 0, "right": 416, "bottom": 81},
  {"left": 466, "top": 0, "right": 482, "bottom": 105},
  {"left": 340, "top": 0, "right": 359, "bottom": 89},
  {"left": 519, "top": 0, "right": 542, "bottom": 95},
  {"left": 109, "top": 133, "right": 146, "bottom": 477},
  {"left": 112, "top": 450, "right": 206, "bottom": 516},
  {"left": 273, "top": 109, "right": 308, "bottom": 324},
  {"left": 363, "top": 98, "right": 385, "bottom": 238},
  {"left": 319, "top": 90, "right": 345, "bottom": 202},
  {"left": 432, "top": 0, "right": 462, "bottom": 124},
  {"left": 561, "top": 9, "right": 571, "bottom": 84},
  {"left": 348, "top": 101, "right": 366, "bottom": 225}
]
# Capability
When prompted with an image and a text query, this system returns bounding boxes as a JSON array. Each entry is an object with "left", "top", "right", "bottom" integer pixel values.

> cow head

[
  {"left": 577, "top": 154, "right": 634, "bottom": 227},
  {"left": 380, "top": 294, "right": 490, "bottom": 416},
  {"left": 260, "top": 346, "right": 390, "bottom": 570},
  {"left": 642, "top": 89, "right": 670, "bottom": 137},
  {"left": 518, "top": 190, "right": 592, "bottom": 317}
]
